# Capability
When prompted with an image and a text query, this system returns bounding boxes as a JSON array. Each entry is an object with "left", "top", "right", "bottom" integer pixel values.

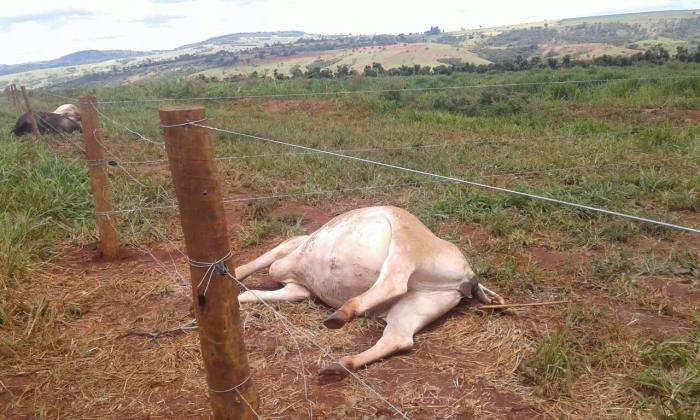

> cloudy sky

[{"left": 1, "top": 0, "right": 698, "bottom": 64}]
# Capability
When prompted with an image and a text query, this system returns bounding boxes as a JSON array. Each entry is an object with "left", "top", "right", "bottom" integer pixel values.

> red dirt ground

[
  {"left": 2, "top": 199, "right": 698, "bottom": 418},
  {"left": 570, "top": 104, "right": 700, "bottom": 124}
]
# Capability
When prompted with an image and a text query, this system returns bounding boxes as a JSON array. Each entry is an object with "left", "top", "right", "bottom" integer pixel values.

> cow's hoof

[
  {"left": 323, "top": 309, "right": 351, "bottom": 329},
  {"left": 318, "top": 362, "right": 350, "bottom": 383}
]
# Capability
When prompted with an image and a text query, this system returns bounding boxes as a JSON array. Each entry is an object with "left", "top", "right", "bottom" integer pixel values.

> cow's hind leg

[
  {"left": 319, "top": 290, "right": 461, "bottom": 379},
  {"left": 238, "top": 282, "right": 311, "bottom": 304},
  {"left": 324, "top": 249, "right": 414, "bottom": 329},
  {"left": 235, "top": 235, "right": 308, "bottom": 281}
]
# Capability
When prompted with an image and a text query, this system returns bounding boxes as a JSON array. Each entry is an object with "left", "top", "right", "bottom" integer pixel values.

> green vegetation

[
  {"left": 0, "top": 141, "right": 92, "bottom": 283},
  {"left": 519, "top": 305, "right": 628, "bottom": 397},
  {"left": 634, "top": 337, "right": 700, "bottom": 418},
  {"left": 239, "top": 214, "right": 307, "bottom": 247},
  {"left": 1, "top": 60, "right": 698, "bottom": 418},
  {"left": 2, "top": 10, "right": 698, "bottom": 88}
]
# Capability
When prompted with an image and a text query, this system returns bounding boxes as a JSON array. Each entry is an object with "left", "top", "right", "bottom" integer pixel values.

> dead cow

[
  {"left": 12, "top": 111, "right": 82, "bottom": 137},
  {"left": 53, "top": 104, "right": 81, "bottom": 121},
  {"left": 236, "top": 206, "right": 504, "bottom": 377}
]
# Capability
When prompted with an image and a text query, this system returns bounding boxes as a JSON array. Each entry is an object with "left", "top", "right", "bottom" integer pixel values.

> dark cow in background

[{"left": 12, "top": 111, "right": 82, "bottom": 137}]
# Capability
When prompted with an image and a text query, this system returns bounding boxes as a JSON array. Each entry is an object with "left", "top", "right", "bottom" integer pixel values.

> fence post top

[
  {"left": 79, "top": 95, "right": 97, "bottom": 104},
  {"left": 159, "top": 106, "right": 206, "bottom": 128}
]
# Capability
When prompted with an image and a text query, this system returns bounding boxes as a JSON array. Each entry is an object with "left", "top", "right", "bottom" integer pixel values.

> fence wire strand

[
  {"left": 32, "top": 78, "right": 698, "bottom": 418},
  {"left": 85, "top": 115, "right": 407, "bottom": 418},
  {"left": 94, "top": 74, "right": 700, "bottom": 105},
  {"left": 190, "top": 122, "right": 700, "bottom": 234}
]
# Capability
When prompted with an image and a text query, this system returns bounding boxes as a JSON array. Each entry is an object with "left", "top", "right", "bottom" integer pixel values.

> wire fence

[
  {"left": 191, "top": 122, "right": 700, "bottom": 233},
  {"left": 92, "top": 74, "right": 700, "bottom": 105},
  {"left": 84, "top": 103, "right": 698, "bottom": 416},
  {"left": 88, "top": 105, "right": 412, "bottom": 418},
  {"left": 8, "top": 74, "right": 700, "bottom": 418}
]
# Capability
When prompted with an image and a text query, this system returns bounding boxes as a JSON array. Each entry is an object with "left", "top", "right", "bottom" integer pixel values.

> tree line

[{"left": 251, "top": 44, "right": 700, "bottom": 80}]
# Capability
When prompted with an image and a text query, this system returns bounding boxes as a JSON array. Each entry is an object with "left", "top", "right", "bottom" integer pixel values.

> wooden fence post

[
  {"left": 14, "top": 85, "right": 23, "bottom": 113},
  {"left": 20, "top": 86, "right": 41, "bottom": 143},
  {"left": 4, "top": 86, "right": 12, "bottom": 111},
  {"left": 11, "top": 84, "right": 22, "bottom": 114},
  {"left": 79, "top": 96, "right": 121, "bottom": 260},
  {"left": 159, "top": 106, "right": 259, "bottom": 419}
]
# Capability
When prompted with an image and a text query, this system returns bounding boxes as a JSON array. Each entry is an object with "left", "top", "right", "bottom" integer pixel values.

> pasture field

[
  {"left": 199, "top": 42, "right": 490, "bottom": 79},
  {"left": 1, "top": 63, "right": 699, "bottom": 418}
]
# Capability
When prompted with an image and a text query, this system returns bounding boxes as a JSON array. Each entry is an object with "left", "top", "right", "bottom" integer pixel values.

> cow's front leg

[
  {"left": 324, "top": 253, "right": 414, "bottom": 329},
  {"left": 320, "top": 290, "right": 461, "bottom": 379},
  {"left": 238, "top": 282, "right": 310, "bottom": 304},
  {"left": 234, "top": 235, "right": 308, "bottom": 281}
]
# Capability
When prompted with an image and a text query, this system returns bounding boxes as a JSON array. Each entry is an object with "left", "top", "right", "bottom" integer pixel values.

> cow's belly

[{"left": 292, "top": 211, "right": 392, "bottom": 308}]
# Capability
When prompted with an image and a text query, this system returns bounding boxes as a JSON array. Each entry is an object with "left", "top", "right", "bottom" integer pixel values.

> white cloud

[{"left": 0, "top": 0, "right": 697, "bottom": 64}]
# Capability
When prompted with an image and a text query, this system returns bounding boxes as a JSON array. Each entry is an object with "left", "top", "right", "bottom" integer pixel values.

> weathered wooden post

[
  {"left": 14, "top": 85, "right": 23, "bottom": 113},
  {"left": 20, "top": 86, "right": 41, "bottom": 143},
  {"left": 4, "top": 86, "right": 12, "bottom": 111},
  {"left": 79, "top": 96, "right": 121, "bottom": 260},
  {"left": 10, "top": 84, "right": 22, "bottom": 113},
  {"left": 159, "top": 106, "right": 259, "bottom": 419}
]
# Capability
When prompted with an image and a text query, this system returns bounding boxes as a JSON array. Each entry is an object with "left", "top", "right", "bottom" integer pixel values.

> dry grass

[
  {"left": 2, "top": 68, "right": 699, "bottom": 418},
  {"left": 3, "top": 203, "right": 697, "bottom": 418}
]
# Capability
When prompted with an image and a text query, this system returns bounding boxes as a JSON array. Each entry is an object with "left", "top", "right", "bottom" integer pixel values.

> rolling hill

[
  {"left": 1, "top": 9, "right": 698, "bottom": 89},
  {"left": 0, "top": 50, "right": 158, "bottom": 77}
]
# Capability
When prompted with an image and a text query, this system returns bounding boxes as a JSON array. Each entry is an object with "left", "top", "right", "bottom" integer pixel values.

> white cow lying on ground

[
  {"left": 53, "top": 104, "right": 81, "bottom": 122},
  {"left": 235, "top": 206, "right": 504, "bottom": 377}
]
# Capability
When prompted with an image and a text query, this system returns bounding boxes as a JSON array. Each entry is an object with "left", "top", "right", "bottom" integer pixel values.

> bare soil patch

[
  {"left": 3, "top": 199, "right": 698, "bottom": 418},
  {"left": 529, "top": 246, "right": 586, "bottom": 274},
  {"left": 570, "top": 104, "right": 700, "bottom": 124}
]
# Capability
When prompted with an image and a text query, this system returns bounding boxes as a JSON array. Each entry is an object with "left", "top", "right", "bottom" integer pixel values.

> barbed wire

[
  {"left": 94, "top": 74, "right": 700, "bottom": 105},
  {"left": 32, "top": 81, "right": 698, "bottom": 417}
]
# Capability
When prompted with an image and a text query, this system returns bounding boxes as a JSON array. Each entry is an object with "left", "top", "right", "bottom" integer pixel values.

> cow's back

[{"left": 54, "top": 104, "right": 81, "bottom": 121}]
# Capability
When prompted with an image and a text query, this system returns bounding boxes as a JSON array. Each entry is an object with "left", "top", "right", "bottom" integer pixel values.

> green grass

[
  {"left": 71, "top": 63, "right": 698, "bottom": 251},
  {"left": 1, "top": 62, "right": 699, "bottom": 418},
  {"left": 239, "top": 214, "right": 307, "bottom": 247},
  {"left": 634, "top": 337, "right": 700, "bottom": 418},
  {"left": 0, "top": 141, "right": 93, "bottom": 284}
]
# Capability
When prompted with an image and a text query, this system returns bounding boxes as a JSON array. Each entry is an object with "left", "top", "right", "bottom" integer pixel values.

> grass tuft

[{"left": 634, "top": 338, "right": 700, "bottom": 418}]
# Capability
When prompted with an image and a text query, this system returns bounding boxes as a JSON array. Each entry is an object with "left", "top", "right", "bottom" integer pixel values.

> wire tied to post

[
  {"left": 208, "top": 374, "right": 261, "bottom": 419},
  {"left": 209, "top": 373, "right": 250, "bottom": 394},
  {"left": 187, "top": 250, "right": 234, "bottom": 304},
  {"left": 187, "top": 252, "right": 261, "bottom": 418},
  {"left": 85, "top": 159, "right": 106, "bottom": 167},
  {"left": 160, "top": 118, "right": 208, "bottom": 129}
]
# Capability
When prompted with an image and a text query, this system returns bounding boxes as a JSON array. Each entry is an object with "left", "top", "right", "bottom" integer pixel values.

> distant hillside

[
  {"left": 179, "top": 31, "right": 307, "bottom": 49},
  {"left": 1, "top": 10, "right": 698, "bottom": 89},
  {"left": 0, "top": 50, "right": 158, "bottom": 76}
]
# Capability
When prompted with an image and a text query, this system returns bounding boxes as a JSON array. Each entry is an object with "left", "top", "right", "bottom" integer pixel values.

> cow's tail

[{"left": 459, "top": 273, "right": 505, "bottom": 305}]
